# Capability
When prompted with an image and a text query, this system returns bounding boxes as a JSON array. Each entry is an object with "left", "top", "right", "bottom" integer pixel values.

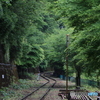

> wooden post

[{"left": 66, "top": 34, "right": 69, "bottom": 92}]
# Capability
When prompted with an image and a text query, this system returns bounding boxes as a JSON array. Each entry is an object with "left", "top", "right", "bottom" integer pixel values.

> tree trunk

[
  {"left": 4, "top": 43, "right": 10, "bottom": 63},
  {"left": 97, "top": 75, "right": 100, "bottom": 88},
  {"left": 76, "top": 71, "right": 81, "bottom": 87},
  {"left": 0, "top": 44, "right": 4, "bottom": 63}
]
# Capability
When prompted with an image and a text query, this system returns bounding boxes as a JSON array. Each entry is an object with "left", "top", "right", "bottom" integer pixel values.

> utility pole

[{"left": 66, "top": 34, "right": 69, "bottom": 92}]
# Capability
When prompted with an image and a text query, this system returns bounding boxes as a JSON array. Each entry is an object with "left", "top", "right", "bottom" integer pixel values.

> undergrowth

[
  {"left": 83, "top": 85, "right": 100, "bottom": 92},
  {"left": 0, "top": 74, "right": 37, "bottom": 100}
]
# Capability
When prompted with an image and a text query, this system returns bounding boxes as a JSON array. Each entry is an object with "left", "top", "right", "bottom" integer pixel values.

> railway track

[{"left": 20, "top": 72, "right": 56, "bottom": 100}]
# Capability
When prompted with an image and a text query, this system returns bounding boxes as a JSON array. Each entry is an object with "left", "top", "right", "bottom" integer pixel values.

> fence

[
  {"left": 60, "top": 75, "right": 100, "bottom": 87},
  {"left": 69, "top": 77, "right": 100, "bottom": 87},
  {"left": 0, "top": 63, "right": 19, "bottom": 88},
  {"left": 81, "top": 78, "right": 100, "bottom": 87}
]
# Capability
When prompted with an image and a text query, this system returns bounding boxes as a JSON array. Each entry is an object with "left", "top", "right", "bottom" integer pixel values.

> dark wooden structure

[
  {"left": 17, "top": 66, "right": 35, "bottom": 79},
  {"left": 0, "top": 63, "right": 19, "bottom": 88}
]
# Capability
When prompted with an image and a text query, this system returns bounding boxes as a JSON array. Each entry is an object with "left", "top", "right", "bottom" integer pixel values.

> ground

[{"left": 0, "top": 74, "right": 99, "bottom": 100}]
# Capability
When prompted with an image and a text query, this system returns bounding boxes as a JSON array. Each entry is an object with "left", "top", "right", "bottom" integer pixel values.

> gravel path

[
  {"left": 24, "top": 76, "right": 66, "bottom": 100},
  {"left": 44, "top": 77, "right": 76, "bottom": 100}
]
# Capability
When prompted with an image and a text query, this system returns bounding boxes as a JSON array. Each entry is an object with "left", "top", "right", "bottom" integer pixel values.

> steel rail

[
  {"left": 39, "top": 73, "right": 56, "bottom": 100},
  {"left": 20, "top": 74, "right": 50, "bottom": 100}
]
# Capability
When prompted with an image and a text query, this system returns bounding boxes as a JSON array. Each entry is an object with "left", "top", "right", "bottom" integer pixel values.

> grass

[
  {"left": 0, "top": 74, "right": 38, "bottom": 100},
  {"left": 83, "top": 85, "right": 100, "bottom": 92}
]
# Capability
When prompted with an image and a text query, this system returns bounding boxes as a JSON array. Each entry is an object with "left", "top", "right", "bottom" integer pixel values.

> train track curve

[{"left": 20, "top": 72, "right": 56, "bottom": 100}]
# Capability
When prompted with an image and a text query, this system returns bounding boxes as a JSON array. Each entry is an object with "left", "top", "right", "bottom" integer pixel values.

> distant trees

[
  {"left": 43, "top": 28, "right": 73, "bottom": 76},
  {"left": 52, "top": 0, "right": 100, "bottom": 86},
  {"left": 0, "top": 0, "right": 45, "bottom": 65},
  {"left": 1, "top": 0, "right": 100, "bottom": 86},
  {"left": 0, "top": 0, "right": 61, "bottom": 71}
]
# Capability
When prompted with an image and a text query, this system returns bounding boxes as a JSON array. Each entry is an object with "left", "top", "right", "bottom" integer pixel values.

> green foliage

[
  {"left": 43, "top": 28, "right": 73, "bottom": 69},
  {"left": 51, "top": 0, "right": 100, "bottom": 81},
  {"left": 66, "top": 1, "right": 100, "bottom": 75},
  {"left": 0, "top": 74, "right": 37, "bottom": 100},
  {"left": 0, "top": 0, "right": 62, "bottom": 70},
  {"left": 84, "top": 85, "right": 99, "bottom": 91},
  {"left": 16, "top": 44, "right": 44, "bottom": 68},
  {"left": 1, "top": 0, "right": 100, "bottom": 89}
]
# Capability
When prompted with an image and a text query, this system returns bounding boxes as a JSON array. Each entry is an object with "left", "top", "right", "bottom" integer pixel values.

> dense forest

[{"left": 0, "top": 0, "right": 100, "bottom": 87}]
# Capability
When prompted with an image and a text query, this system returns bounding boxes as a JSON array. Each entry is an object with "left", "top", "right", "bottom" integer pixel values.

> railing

[{"left": 59, "top": 75, "right": 100, "bottom": 87}]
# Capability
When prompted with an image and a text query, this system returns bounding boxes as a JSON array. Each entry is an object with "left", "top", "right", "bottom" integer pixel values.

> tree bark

[
  {"left": 0, "top": 44, "right": 4, "bottom": 63},
  {"left": 76, "top": 71, "right": 81, "bottom": 87}
]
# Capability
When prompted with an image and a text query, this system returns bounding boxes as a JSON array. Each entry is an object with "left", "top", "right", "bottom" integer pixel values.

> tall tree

[{"left": 52, "top": 0, "right": 100, "bottom": 86}]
